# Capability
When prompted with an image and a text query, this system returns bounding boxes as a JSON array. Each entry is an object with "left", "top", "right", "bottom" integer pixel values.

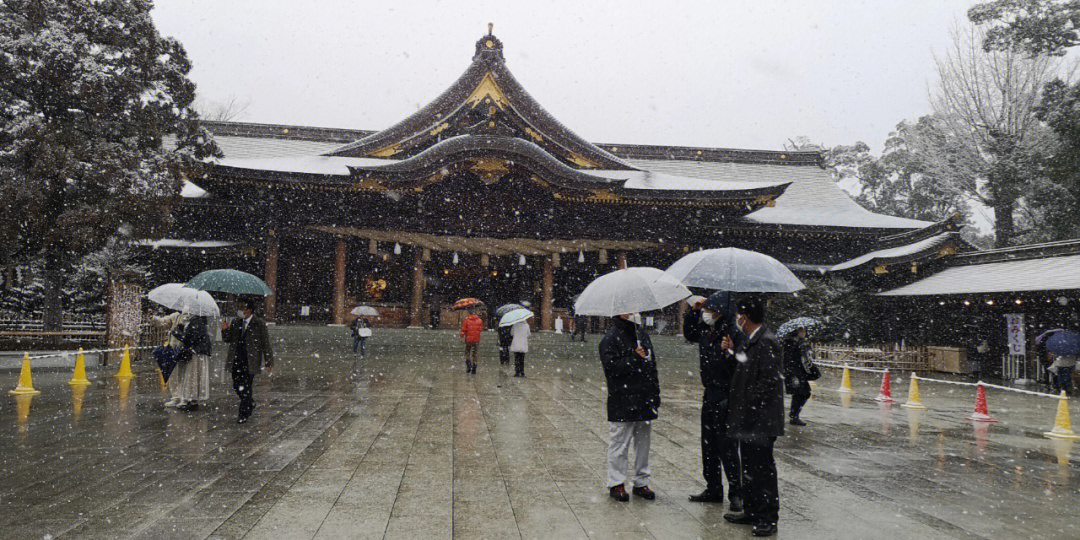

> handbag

[
  {"left": 358, "top": 328, "right": 372, "bottom": 338},
  {"left": 805, "top": 361, "right": 822, "bottom": 381}
]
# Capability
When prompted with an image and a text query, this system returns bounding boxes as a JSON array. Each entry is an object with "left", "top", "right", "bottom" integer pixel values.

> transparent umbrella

[
  {"left": 499, "top": 308, "right": 534, "bottom": 327},
  {"left": 147, "top": 283, "right": 220, "bottom": 317},
  {"left": 350, "top": 306, "right": 380, "bottom": 317},
  {"left": 573, "top": 267, "right": 690, "bottom": 316},
  {"left": 665, "top": 248, "right": 805, "bottom": 292}
]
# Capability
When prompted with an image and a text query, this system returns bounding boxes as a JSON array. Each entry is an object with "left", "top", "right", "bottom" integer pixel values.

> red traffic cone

[
  {"left": 966, "top": 383, "right": 998, "bottom": 423},
  {"left": 874, "top": 369, "right": 895, "bottom": 403}
]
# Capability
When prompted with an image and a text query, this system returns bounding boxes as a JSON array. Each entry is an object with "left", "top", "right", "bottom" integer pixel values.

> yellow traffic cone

[
  {"left": 901, "top": 372, "right": 927, "bottom": 410},
  {"left": 114, "top": 345, "right": 133, "bottom": 379},
  {"left": 9, "top": 353, "right": 41, "bottom": 396},
  {"left": 71, "top": 383, "right": 86, "bottom": 420},
  {"left": 837, "top": 365, "right": 853, "bottom": 394},
  {"left": 157, "top": 368, "right": 167, "bottom": 391},
  {"left": 68, "top": 348, "right": 90, "bottom": 386},
  {"left": 1044, "top": 392, "right": 1080, "bottom": 440},
  {"left": 15, "top": 393, "right": 33, "bottom": 433},
  {"left": 118, "top": 375, "right": 132, "bottom": 402}
]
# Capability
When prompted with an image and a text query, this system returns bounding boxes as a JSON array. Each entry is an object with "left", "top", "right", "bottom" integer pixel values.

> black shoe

[
  {"left": 609, "top": 485, "right": 629, "bottom": 502},
  {"left": 728, "top": 496, "right": 743, "bottom": 513},
  {"left": 178, "top": 402, "right": 199, "bottom": 411},
  {"left": 752, "top": 522, "right": 777, "bottom": 537},
  {"left": 688, "top": 490, "right": 724, "bottom": 503},
  {"left": 724, "top": 512, "right": 755, "bottom": 525},
  {"left": 632, "top": 486, "right": 655, "bottom": 500},
  {"left": 790, "top": 417, "right": 807, "bottom": 426},
  {"left": 237, "top": 416, "right": 249, "bottom": 425}
]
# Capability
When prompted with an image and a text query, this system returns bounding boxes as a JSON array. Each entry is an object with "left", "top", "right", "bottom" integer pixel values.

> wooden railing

[
  {"left": 812, "top": 344, "right": 933, "bottom": 372},
  {"left": 0, "top": 313, "right": 107, "bottom": 345}
]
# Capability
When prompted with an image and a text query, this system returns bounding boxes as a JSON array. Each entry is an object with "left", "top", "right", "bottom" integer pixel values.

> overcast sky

[{"left": 152, "top": 0, "right": 978, "bottom": 153}]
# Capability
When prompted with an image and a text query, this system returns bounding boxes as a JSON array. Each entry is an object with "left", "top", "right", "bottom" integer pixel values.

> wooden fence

[{"left": 812, "top": 344, "right": 933, "bottom": 372}]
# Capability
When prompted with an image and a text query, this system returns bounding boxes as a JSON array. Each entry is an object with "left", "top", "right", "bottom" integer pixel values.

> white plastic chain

[
  {"left": 22, "top": 345, "right": 156, "bottom": 361},
  {"left": 818, "top": 361, "right": 1064, "bottom": 399}
]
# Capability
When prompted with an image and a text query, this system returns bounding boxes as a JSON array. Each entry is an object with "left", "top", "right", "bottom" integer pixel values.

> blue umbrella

[
  {"left": 1046, "top": 331, "right": 1080, "bottom": 356},
  {"left": 777, "top": 317, "right": 821, "bottom": 340}
]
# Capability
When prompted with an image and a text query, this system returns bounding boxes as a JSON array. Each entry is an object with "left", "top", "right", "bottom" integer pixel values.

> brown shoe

[
  {"left": 608, "top": 485, "right": 629, "bottom": 502},
  {"left": 632, "top": 486, "right": 655, "bottom": 500}
]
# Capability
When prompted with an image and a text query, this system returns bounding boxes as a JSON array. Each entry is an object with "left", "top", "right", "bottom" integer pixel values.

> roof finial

[{"left": 488, "top": 22, "right": 493, "bottom": 35}]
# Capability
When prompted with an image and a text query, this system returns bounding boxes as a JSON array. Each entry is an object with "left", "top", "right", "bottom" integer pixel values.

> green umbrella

[{"left": 185, "top": 269, "right": 273, "bottom": 296}]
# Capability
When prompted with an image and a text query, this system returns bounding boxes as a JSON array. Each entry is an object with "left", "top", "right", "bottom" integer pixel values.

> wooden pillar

[
  {"left": 616, "top": 251, "right": 628, "bottom": 270},
  {"left": 332, "top": 237, "right": 346, "bottom": 325},
  {"left": 541, "top": 256, "right": 554, "bottom": 331},
  {"left": 677, "top": 298, "right": 686, "bottom": 336},
  {"left": 410, "top": 247, "right": 425, "bottom": 327},
  {"left": 264, "top": 233, "right": 279, "bottom": 322}
]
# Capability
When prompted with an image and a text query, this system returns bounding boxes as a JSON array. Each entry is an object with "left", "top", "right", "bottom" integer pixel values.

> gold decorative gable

[{"left": 465, "top": 72, "right": 510, "bottom": 108}]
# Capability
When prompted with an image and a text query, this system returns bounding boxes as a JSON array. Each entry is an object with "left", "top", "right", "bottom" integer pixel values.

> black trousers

[
  {"left": 790, "top": 382, "right": 811, "bottom": 419},
  {"left": 514, "top": 352, "right": 525, "bottom": 376},
  {"left": 702, "top": 393, "right": 741, "bottom": 498},
  {"left": 499, "top": 346, "right": 510, "bottom": 364},
  {"left": 740, "top": 437, "right": 779, "bottom": 525},
  {"left": 231, "top": 361, "right": 255, "bottom": 419}
]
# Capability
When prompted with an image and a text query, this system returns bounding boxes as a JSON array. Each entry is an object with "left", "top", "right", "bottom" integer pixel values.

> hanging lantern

[
  {"left": 480, "top": 254, "right": 490, "bottom": 267},
  {"left": 368, "top": 239, "right": 378, "bottom": 255},
  {"left": 552, "top": 253, "right": 560, "bottom": 267},
  {"left": 453, "top": 252, "right": 459, "bottom": 265},
  {"left": 578, "top": 251, "right": 585, "bottom": 263},
  {"left": 599, "top": 249, "right": 608, "bottom": 264},
  {"left": 394, "top": 242, "right": 402, "bottom": 255},
  {"left": 519, "top": 254, "right": 526, "bottom": 266},
  {"left": 422, "top": 248, "right": 431, "bottom": 262}
]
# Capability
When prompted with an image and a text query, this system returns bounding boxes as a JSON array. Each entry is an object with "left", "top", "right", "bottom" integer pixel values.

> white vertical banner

[{"left": 1005, "top": 313, "right": 1025, "bottom": 356}]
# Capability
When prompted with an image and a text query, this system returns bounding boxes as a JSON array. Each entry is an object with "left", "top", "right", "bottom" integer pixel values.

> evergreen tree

[{"left": 0, "top": 0, "right": 218, "bottom": 329}]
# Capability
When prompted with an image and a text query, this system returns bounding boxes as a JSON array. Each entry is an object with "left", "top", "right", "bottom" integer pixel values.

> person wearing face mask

[
  {"left": 222, "top": 298, "right": 274, "bottom": 424},
  {"left": 683, "top": 291, "right": 743, "bottom": 511},
  {"left": 721, "top": 296, "right": 784, "bottom": 537},
  {"left": 599, "top": 312, "right": 660, "bottom": 502},
  {"left": 172, "top": 311, "right": 212, "bottom": 411}
]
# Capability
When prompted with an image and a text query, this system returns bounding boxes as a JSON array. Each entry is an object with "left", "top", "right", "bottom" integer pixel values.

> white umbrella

[
  {"left": 147, "top": 283, "right": 220, "bottom": 317},
  {"left": 665, "top": 248, "right": 805, "bottom": 293},
  {"left": 573, "top": 267, "right": 691, "bottom": 317},
  {"left": 499, "top": 308, "right": 534, "bottom": 327},
  {"left": 686, "top": 295, "right": 706, "bottom": 307},
  {"left": 350, "top": 305, "right": 380, "bottom": 317}
]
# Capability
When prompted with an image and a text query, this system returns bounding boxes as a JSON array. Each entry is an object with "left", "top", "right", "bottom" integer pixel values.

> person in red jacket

[{"left": 460, "top": 309, "right": 484, "bottom": 374}]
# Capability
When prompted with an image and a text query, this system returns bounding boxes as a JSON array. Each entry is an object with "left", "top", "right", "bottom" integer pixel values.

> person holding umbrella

[
  {"left": 459, "top": 308, "right": 484, "bottom": 375},
  {"left": 778, "top": 319, "right": 821, "bottom": 426},
  {"left": 722, "top": 296, "right": 784, "bottom": 537},
  {"left": 600, "top": 312, "right": 661, "bottom": 502},
  {"left": 222, "top": 298, "right": 274, "bottom": 424},
  {"left": 172, "top": 311, "right": 212, "bottom": 411},
  {"left": 510, "top": 319, "right": 531, "bottom": 377},
  {"left": 683, "top": 291, "right": 742, "bottom": 511}
]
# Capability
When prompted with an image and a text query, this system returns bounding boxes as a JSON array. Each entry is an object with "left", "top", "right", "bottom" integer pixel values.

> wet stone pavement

[{"left": 1, "top": 326, "right": 1078, "bottom": 539}]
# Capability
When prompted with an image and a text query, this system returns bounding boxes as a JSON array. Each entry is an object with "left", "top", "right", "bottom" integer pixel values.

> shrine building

[{"left": 155, "top": 30, "right": 940, "bottom": 329}]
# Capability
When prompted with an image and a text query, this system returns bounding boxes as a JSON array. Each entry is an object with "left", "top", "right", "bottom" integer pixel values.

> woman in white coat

[{"left": 510, "top": 320, "right": 531, "bottom": 377}]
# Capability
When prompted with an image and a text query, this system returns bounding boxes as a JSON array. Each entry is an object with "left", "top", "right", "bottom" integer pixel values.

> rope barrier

[
  {"left": 818, "top": 361, "right": 1064, "bottom": 400},
  {"left": 20, "top": 346, "right": 156, "bottom": 361},
  {"left": 815, "top": 361, "right": 888, "bottom": 374}
]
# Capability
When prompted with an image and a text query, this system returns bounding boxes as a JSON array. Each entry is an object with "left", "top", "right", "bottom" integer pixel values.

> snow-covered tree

[
  {"left": 0, "top": 0, "right": 218, "bottom": 329},
  {"left": 918, "top": 23, "right": 1065, "bottom": 247}
]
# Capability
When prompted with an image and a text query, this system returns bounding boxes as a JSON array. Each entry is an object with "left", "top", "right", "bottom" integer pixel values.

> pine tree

[{"left": 0, "top": 0, "right": 219, "bottom": 329}]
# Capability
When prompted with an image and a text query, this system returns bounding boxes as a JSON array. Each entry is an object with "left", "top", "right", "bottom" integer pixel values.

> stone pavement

[{"left": 0, "top": 327, "right": 1077, "bottom": 539}]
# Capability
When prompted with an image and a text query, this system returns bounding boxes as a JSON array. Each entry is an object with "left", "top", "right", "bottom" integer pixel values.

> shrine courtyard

[{"left": 0, "top": 326, "right": 1077, "bottom": 539}]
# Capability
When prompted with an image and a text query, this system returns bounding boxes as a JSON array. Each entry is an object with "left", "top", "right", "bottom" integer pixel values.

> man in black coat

[
  {"left": 722, "top": 297, "right": 784, "bottom": 537},
  {"left": 222, "top": 298, "right": 274, "bottom": 424},
  {"left": 599, "top": 313, "right": 660, "bottom": 502},
  {"left": 683, "top": 291, "right": 743, "bottom": 511},
  {"left": 783, "top": 327, "right": 813, "bottom": 426},
  {"left": 497, "top": 324, "right": 513, "bottom": 365}
]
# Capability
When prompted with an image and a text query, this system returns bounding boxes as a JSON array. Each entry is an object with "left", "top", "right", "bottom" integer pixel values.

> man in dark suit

[
  {"left": 222, "top": 298, "right": 274, "bottom": 424},
  {"left": 721, "top": 296, "right": 784, "bottom": 537}
]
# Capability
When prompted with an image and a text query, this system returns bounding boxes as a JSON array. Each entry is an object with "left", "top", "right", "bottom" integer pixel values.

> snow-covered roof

[
  {"left": 830, "top": 233, "right": 956, "bottom": 272},
  {"left": 879, "top": 253, "right": 1080, "bottom": 296},
  {"left": 137, "top": 239, "right": 238, "bottom": 249},
  {"left": 625, "top": 159, "right": 930, "bottom": 230},
  {"left": 187, "top": 127, "right": 931, "bottom": 231}
]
